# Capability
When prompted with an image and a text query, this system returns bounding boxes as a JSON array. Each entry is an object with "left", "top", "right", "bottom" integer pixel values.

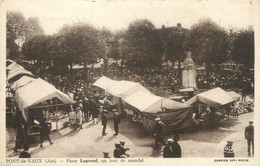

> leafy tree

[
  {"left": 123, "top": 19, "right": 163, "bottom": 68},
  {"left": 186, "top": 19, "right": 229, "bottom": 73},
  {"left": 6, "top": 11, "right": 26, "bottom": 60},
  {"left": 25, "top": 17, "right": 45, "bottom": 41},
  {"left": 22, "top": 35, "right": 49, "bottom": 68},
  {"left": 109, "top": 36, "right": 121, "bottom": 64},
  {"left": 57, "top": 22, "right": 102, "bottom": 83},
  {"left": 96, "top": 28, "right": 113, "bottom": 76},
  {"left": 163, "top": 23, "right": 189, "bottom": 79},
  {"left": 232, "top": 30, "right": 254, "bottom": 69}
]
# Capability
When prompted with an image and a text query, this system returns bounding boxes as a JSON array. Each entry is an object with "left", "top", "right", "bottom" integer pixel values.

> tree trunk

[
  {"left": 104, "top": 57, "right": 108, "bottom": 76},
  {"left": 70, "top": 62, "right": 73, "bottom": 81},
  {"left": 178, "top": 60, "right": 182, "bottom": 85},
  {"left": 83, "top": 61, "right": 88, "bottom": 86},
  {"left": 121, "top": 57, "right": 124, "bottom": 67}
]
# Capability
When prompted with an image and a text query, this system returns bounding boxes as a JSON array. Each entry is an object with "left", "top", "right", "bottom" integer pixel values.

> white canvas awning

[
  {"left": 6, "top": 63, "right": 24, "bottom": 72},
  {"left": 162, "top": 98, "right": 190, "bottom": 110},
  {"left": 123, "top": 91, "right": 162, "bottom": 113},
  {"left": 93, "top": 76, "right": 150, "bottom": 98},
  {"left": 15, "top": 78, "right": 75, "bottom": 121},
  {"left": 10, "top": 76, "right": 35, "bottom": 91},
  {"left": 226, "top": 91, "right": 241, "bottom": 100},
  {"left": 185, "top": 87, "right": 235, "bottom": 108}
]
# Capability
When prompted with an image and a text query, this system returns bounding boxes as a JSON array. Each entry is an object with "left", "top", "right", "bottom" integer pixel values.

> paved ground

[{"left": 6, "top": 110, "right": 256, "bottom": 158}]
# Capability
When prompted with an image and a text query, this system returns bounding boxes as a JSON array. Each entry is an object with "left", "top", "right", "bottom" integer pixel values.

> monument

[{"left": 182, "top": 51, "right": 197, "bottom": 89}]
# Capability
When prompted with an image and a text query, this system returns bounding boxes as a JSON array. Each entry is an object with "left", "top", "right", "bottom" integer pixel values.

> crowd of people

[
  {"left": 11, "top": 61, "right": 254, "bottom": 159},
  {"left": 22, "top": 62, "right": 254, "bottom": 99}
]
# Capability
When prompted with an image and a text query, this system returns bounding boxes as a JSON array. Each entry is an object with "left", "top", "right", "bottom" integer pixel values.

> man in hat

[
  {"left": 103, "top": 151, "right": 110, "bottom": 158},
  {"left": 113, "top": 112, "right": 120, "bottom": 136},
  {"left": 172, "top": 135, "right": 181, "bottom": 158},
  {"left": 76, "top": 106, "right": 83, "bottom": 130},
  {"left": 119, "top": 141, "right": 130, "bottom": 157},
  {"left": 101, "top": 110, "right": 108, "bottom": 136},
  {"left": 82, "top": 97, "right": 90, "bottom": 122},
  {"left": 163, "top": 138, "right": 173, "bottom": 158},
  {"left": 113, "top": 143, "right": 122, "bottom": 158},
  {"left": 92, "top": 97, "right": 99, "bottom": 124},
  {"left": 245, "top": 121, "right": 254, "bottom": 156},
  {"left": 40, "top": 118, "right": 53, "bottom": 147},
  {"left": 223, "top": 141, "right": 234, "bottom": 157},
  {"left": 153, "top": 117, "right": 165, "bottom": 150}
]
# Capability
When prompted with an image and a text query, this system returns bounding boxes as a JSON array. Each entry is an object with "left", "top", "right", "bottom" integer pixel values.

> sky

[{"left": 4, "top": 0, "right": 257, "bottom": 34}]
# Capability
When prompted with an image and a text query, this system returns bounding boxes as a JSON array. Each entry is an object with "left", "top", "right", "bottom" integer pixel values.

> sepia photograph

[{"left": 2, "top": 0, "right": 259, "bottom": 164}]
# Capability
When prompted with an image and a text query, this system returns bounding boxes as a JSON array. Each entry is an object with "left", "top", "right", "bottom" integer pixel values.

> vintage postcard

[{"left": 0, "top": 0, "right": 259, "bottom": 165}]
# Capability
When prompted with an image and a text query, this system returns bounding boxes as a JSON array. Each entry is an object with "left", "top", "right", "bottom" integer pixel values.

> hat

[
  {"left": 103, "top": 110, "right": 108, "bottom": 113},
  {"left": 155, "top": 117, "right": 161, "bottom": 121},
  {"left": 227, "top": 141, "right": 233, "bottom": 144},
  {"left": 79, "top": 100, "right": 83, "bottom": 103},
  {"left": 167, "top": 138, "right": 173, "bottom": 142},
  {"left": 120, "top": 141, "right": 125, "bottom": 144},
  {"left": 115, "top": 143, "right": 121, "bottom": 148}
]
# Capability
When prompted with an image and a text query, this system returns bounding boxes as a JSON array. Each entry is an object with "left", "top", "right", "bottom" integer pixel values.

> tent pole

[{"left": 55, "top": 98, "right": 58, "bottom": 130}]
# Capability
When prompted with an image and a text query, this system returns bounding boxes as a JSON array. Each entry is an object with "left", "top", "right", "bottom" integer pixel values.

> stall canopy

[
  {"left": 93, "top": 76, "right": 193, "bottom": 131},
  {"left": 10, "top": 76, "right": 35, "bottom": 91},
  {"left": 226, "top": 91, "right": 241, "bottom": 100},
  {"left": 93, "top": 76, "right": 150, "bottom": 98},
  {"left": 162, "top": 98, "right": 190, "bottom": 111},
  {"left": 6, "top": 62, "right": 24, "bottom": 72},
  {"left": 185, "top": 87, "right": 235, "bottom": 108},
  {"left": 123, "top": 91, "right": 162, "bottom": 113},
  {"left": 7, "top": 69, "right": 33, "bottom": 81},
  {"left": 15, "top": 78, "right": 75, "bottom": 121}
]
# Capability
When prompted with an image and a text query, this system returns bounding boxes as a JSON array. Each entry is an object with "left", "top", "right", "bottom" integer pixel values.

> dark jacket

[
  {"left": 245, "top": 125, "right": 254, "bottom": 140},
  {"left": 163, "top": 145, "right": 173, "bottom": 158},
  {"left": 113, "top": 148, "right": 122, "bottom": 158},
  {"left": 154, "top": 122, "right": 164, "bottom": 136},
  {"left": 171, "top": 142, "right": 181, "bottom": 158},
  {"left": 40, "top": 121, "right": 50, "bottom": 136},
  {"left": 91, "top": 100, "right": 99, "bottom": 118},
  {"left": 114, "top": 115, "right": 120, "bottom": 124}
]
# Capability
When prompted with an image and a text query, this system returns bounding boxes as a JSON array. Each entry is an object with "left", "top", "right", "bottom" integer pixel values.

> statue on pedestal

[{"left": 182, "top": 51, "right": 197, "bottom": 89}]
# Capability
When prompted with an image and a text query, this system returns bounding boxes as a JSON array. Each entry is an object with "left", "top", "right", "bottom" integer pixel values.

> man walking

[
  {"left": 153, "top": 117, "right": 165, "bottom": 150},
  {"left": 82, "top": 97, "right": 90, "bottom": 122},
  {"left": 245, "top": 121, "right": 254, "bottom": 156},
  {"left": 40, "top": 118, "right": 53, "bottom": 147},
  {"left": 101, "top": 110, "right": 108, "bottom": 136},
  {"left": 113, "top": 112, "right": 120, "bottom": 136}
]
